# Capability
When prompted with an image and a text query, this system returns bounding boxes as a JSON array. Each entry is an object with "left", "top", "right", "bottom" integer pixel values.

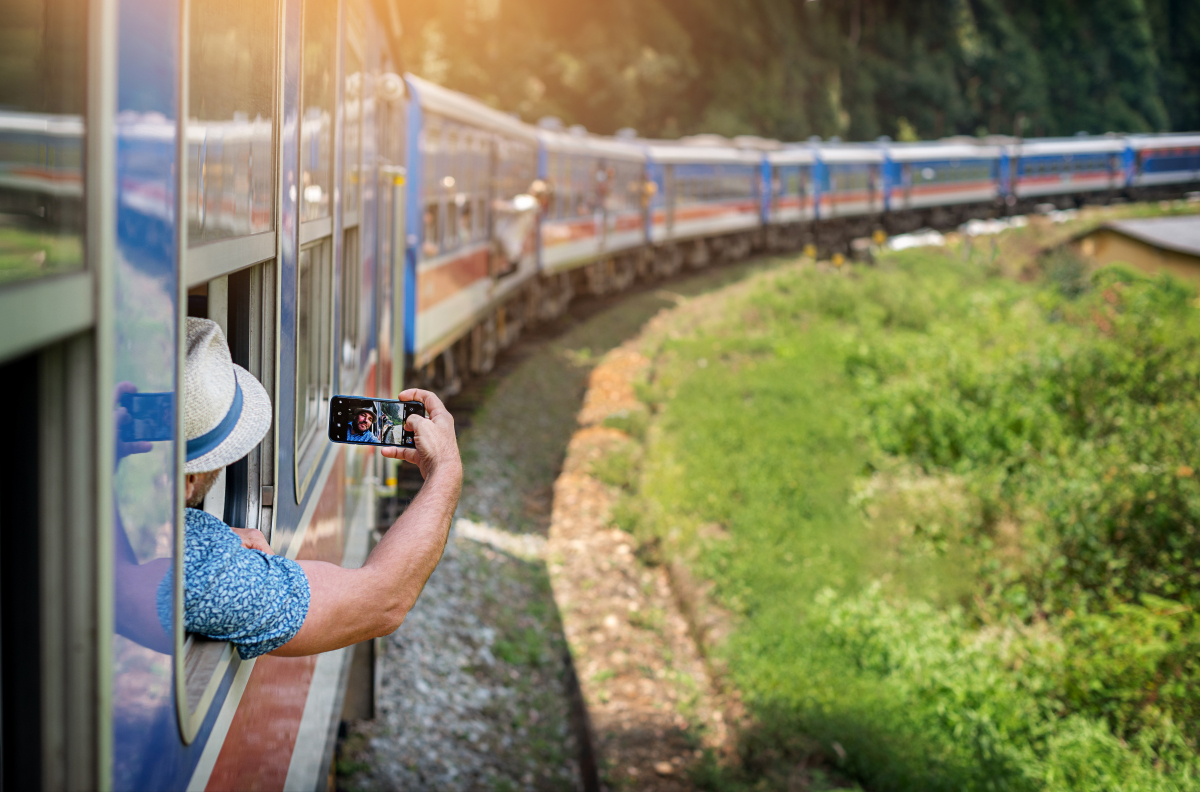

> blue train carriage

[
  {"left": 403, "top": 74, "right": 543, "bottom": 392},
  {"left": 880, "top": 140, "right": 1003, "bottom": 232},
  {"left": 762, "top": 145, "right": 818, "bottom": 251},
  {"left": 1, "top": 0, "right": 412, "bottom": 787},
  {"left": 536, "top": 122, "right": 648, "bottom": 295},
  {"left": 644, "top": 137, "right": 764, "bottom": 272},
  {"left": 1126, "top": 133, "right": 1200, "bottom": 197},
  {"left": 1009, "top": 135, "right": 1126, "bottom": 209},
  {"left": 810, "top": 142, "right": 885, "bottom": 244}
]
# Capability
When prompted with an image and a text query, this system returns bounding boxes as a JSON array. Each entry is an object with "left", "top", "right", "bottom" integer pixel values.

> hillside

[{"left": 393, "top": 0, "right": 1200, "bottom": 141}]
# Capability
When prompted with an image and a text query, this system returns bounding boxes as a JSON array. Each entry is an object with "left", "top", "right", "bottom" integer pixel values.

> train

[{"left": 1, "top": 0, "right": 1198, "bottom": 789}]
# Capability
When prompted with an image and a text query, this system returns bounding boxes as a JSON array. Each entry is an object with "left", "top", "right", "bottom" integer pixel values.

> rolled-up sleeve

[{"left": 157, "top": 509, "right": 310, "bottom": 659}]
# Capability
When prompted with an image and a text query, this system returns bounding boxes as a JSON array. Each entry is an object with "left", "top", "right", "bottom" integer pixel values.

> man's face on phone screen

[{"left": 355, "top": 410, "right": 374, "bottom": 433}]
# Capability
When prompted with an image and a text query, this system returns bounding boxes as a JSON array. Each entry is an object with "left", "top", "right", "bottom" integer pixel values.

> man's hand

[
  {"left": 231, "top": 527, "right": 274, "bottom": 554},
  {"left": 380, "top": 389, "right": 462, "bottom": 481}
]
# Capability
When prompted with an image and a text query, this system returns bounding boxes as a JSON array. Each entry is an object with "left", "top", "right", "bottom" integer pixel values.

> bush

[{"left": 631, "top": 248, "right": 1200, "bottom": 790}]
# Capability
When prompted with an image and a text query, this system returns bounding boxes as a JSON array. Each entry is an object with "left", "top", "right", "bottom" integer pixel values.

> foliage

[
  {"left": 394, "top": 0, "right": 1200, "bottom": 139},
  {"left": 626, "top": 241, "right": 1200, "bottom": 789}
]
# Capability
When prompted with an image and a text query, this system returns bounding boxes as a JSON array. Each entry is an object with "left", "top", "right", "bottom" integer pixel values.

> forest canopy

[{"left": 392, "top": 0, "right": 1200, "bottom": 141}]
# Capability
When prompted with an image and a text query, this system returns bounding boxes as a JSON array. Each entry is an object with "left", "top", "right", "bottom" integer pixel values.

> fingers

[
  {"left": 232, "top": 527, "right": 274, "bottom": 554},
  {"left": 398, "top": 388, "right": 452, "bottom": 423},
  {"left": 379, "top": 445, "right": 420, "bottom": 466}
]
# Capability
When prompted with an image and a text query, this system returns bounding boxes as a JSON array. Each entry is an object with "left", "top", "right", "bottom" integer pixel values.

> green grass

[
  {"left": 622, "top": 243, "right": 1200, "bottom": 791},
  {"left": 0, "top": 222, "right": 83, "bottom": 283}
]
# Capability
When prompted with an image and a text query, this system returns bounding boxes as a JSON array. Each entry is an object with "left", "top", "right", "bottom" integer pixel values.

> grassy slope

[{"left": 621, "top": 228, "right": 1200, "bottom": 790}]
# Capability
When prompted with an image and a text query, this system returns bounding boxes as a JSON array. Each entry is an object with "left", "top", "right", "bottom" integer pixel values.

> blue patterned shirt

[{"left": 157, "top": 508, "right": 310, "bottom": 659}]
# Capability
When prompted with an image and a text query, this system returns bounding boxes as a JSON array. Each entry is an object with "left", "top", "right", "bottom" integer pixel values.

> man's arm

[{"left": 272, "top": 388, "right": 462, "bottom": 656}]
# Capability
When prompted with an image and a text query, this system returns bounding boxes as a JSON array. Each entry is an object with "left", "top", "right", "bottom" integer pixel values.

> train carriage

[
  {"left": 882, "top": 142, "right": 1002, "bottom": 211},
  {"left": 1010, "top": 136, "right": 1125, "bottom": 202},
  {"left": 763, "top": 146, "right": 817, "bottom": 249},
  {"left": 812, "top": 144, "right": 884, "bottom": 220},
  {"left": 645, "top": 142, "right": 762, "bottom": 268},
  {"left": 536, "top": 126, "right": 647, "bottom": 276},
  {"left": 1127, "top": 133, "right": 1200, "bottom": 191},
  {"left": 1, "top": 0, "right": 412, "bottom": 787},
  {"left": 403, "top": 75, "right": 541, "bottom": 380}
]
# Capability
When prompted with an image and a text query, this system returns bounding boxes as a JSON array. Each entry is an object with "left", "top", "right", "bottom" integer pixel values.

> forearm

[
  {"left": 275, "top": 463, "right": 462, "bottom": 656},
  {"left": 363, "top": 462, "right": 463, "bottom": 612}
]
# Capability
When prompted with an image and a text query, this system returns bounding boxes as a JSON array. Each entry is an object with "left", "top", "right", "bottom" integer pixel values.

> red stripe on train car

[
  {"left": 612, "top": 214, "right": 643, "bottom": 232},
  {"left": 542, "top": 218, "right": 599, "bottom": 246},
  {"left": 418, "top": 247, "right": 490, "bottom": 312},
  {"left": 674, "top": 201, "right": 758, "bottom": 222},
  {"left": 205, "top": 452, "right": 347, "bottom": 791},
  {"left": 902, "top": 180, "right": 995, "bottom": 198}
]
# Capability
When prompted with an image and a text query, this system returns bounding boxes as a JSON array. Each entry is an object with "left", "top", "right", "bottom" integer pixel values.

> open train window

[{"left": 181, "top": 258, "right": 277, "bottom": 741}]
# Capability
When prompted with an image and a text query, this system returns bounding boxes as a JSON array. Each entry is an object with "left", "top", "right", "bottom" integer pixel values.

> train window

[
  {"left": 181, "top": 260, "right": 277, "bottom": 740},
  {"left": 446, "top": 201, "right": 459, "bottom": 249},
  {"left": 477, "top": 196, "right": 488, "bottom": 240},
  {"left": 459, "top": 200, "right": 473, "bottom": 244},
  {"left": 295, "top": 238, "right": 333, "bottom": 465},
  {"left": 423, "top": 203, "right": 440, "bottom": 258},
  {"left": 0, "top": 0, "right": 87, "bottom": 287},
  {"left": 187, "top": 0, "right": 275, "bottom": 245},
  {"left": 343, "top": 0, "right": 365, "bottom": 222},
  {"left": 340, "top": 227, "right": 361, "bottom": 383},
  {"left": 300, "top": 0, "right": 336, "bottom": 222}
]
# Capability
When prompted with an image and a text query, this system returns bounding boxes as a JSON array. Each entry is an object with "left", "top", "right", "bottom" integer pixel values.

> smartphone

[
  {"left": 328, "top": 395, "right": 424, "bottom": 449},
  {"left": 119, "top": 392, "right": 174, "bottom": 442}
]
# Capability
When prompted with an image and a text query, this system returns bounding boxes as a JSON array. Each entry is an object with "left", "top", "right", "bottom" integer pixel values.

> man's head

[
  {"left": 353, "top": 407, "right": 375, "bottom": 433},
  {"left": 183, "top": 318, "right": 272, "bottom": 507}
]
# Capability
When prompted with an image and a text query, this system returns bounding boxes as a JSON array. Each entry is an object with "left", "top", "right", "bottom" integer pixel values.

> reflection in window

[
  {"left": 0, "top": 0, "right": 86, "bottom": 285},
  {"left": 187, "top": 0, "right": 275, "bottom": 244},
  {"left": 296, "top": 239, "right": 332, "bottom": 449},
  {"left": 301, "top": 0, "right": 336, "bottom": 222}
]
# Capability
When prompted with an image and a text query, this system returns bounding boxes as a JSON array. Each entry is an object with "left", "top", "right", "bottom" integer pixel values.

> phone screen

[
  {"left": 119, "top": 392, "right": 174, "bottom": 443},
  {"left": 327, "top": 395, "right": 423, "bottom": 449}
]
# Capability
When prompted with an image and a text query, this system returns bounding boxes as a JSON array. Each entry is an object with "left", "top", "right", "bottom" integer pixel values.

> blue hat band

[{"left": 186, "top": 379, "right": 243, "bottom": 462}]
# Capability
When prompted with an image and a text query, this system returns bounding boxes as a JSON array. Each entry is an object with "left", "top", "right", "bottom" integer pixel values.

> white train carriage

[
  {"left": 404, "top": 75, "right": 541, "bottom": 375},
  {"left": 537, "top": 126, "right": 647, "bottom": 274},
  {"left": 765, "top": 146, "right": 818, "bottom": 224},
  {"left": 1127, "top": 133, "right": 1200, "bottom": 189},
  {"left": 812, "top": 143, "right": 885, "bottom": 219},
  {"left": 645, "top": 142, "right": 762, "bottom": 245},
  {"left": 1010, "top": 136, "right": 1125, "bottom": 200},
  {"left": 883, "top": 141, "right": 1002, "bottom": 210}
]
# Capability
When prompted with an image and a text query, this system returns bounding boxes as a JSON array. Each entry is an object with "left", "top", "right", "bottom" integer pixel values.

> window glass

[
  {"left": 301, "top": 0, "right": 336, "bottom": 222},
  {"left": 0, "top": 0, "right": 86, "bottom": 285},
  {"left": 422, "top": 202, "right": 439, "bottom": 258},
  {"left": 340, "top": 227, "right": 360, "bottom": 372},
  {"left": 187, "top": 0, "right": 275, "bottom": 244},
  {"left": 342, "top": 0, "right": 364, "bottom": 219},
  {"left": 296, "top": 239, "right": 332, "bottom": 448}
]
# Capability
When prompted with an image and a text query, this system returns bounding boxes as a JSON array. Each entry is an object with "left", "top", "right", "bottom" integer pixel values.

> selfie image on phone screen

[{"left": 328, "top": 395, "right": 424, "bottom": 449}]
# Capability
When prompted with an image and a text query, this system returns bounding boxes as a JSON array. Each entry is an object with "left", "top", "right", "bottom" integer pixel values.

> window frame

[{"left": 293, "top": 235, "right": 335, "bottom": 500}]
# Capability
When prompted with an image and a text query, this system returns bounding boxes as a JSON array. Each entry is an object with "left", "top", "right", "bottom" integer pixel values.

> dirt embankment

[{"left": 547, "top": 303, "right": 750, "bottom": 790}]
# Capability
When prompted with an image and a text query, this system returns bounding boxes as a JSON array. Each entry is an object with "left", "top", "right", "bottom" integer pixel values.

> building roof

[{"left": 1102, "top": 215, "right": 1200, "bottom": 258}]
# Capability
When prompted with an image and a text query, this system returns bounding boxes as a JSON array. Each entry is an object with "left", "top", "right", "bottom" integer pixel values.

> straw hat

[{"left": 184, "top": 317, "right": 272, "bottom": 474}]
